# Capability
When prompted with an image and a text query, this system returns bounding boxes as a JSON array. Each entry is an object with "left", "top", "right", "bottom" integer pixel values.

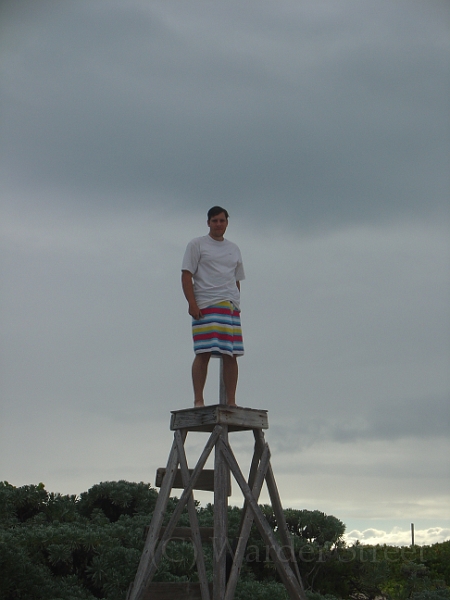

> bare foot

[
  {"left": 226, "top": 402, "right": 238, "bottom": 407},
  {"left": 194, "top": 401, "right": 205, "bottom": 408}
]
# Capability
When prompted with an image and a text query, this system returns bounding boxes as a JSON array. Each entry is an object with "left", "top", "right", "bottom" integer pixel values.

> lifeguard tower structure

[{"left": 127, "top": 367, "right": 306, "bottom": 600}]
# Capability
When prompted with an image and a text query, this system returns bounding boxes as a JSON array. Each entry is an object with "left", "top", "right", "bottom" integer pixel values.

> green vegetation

[{"left": 0, "top": 480, "right": 449, "bottom": 600}]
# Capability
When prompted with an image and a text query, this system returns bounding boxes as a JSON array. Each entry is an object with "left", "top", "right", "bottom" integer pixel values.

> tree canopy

[{"left": 0, "top": 481, "right": 448, "bottom": 600}]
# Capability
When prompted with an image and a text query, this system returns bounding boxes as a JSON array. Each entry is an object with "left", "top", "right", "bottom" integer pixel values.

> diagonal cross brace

[
  {"left": 127, "top": 434, "right": 181, "bottom": 599},
  {"left": 128, "top": 425, "right": 223, "bottom": 600},
  {"left": 224, "top": 441, "right": 271, "bottom": 600},
  {"left": 253, "top": 430, "right": 304, "bottom": 588},
  {"left": 219, "top": 438, "right": 307, "bottom": 600}
]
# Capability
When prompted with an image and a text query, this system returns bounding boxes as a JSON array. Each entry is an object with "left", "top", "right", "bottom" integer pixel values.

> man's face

[{"left": 208, "top": 212, "right": 228, "bottom": 240}]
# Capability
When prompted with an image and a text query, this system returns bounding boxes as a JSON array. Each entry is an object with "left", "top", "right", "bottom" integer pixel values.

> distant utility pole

[{"left": 411, "top": 523, "right": 415, "bottom": 546}]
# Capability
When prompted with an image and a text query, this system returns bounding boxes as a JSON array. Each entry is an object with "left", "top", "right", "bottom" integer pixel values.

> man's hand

[
  {"left": 182, "top": 270, "right": 204, "bottom": 319},
  {"left": 188, "top": 304, "right": 203, "bottom": 320}
]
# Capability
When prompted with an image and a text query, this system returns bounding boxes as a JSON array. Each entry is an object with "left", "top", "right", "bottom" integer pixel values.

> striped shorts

[{"left": 192, "top": 301, "right": 244, "bottom": 357}]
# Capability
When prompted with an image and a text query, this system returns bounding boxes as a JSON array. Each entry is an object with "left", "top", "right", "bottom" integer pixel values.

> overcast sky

[{"left": 1, "top": 0, "right": 449, "bottom": 546}]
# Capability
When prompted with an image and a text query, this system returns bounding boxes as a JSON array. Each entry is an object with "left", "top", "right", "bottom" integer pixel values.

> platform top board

[{"left": 170, "top": 404, "right": 269, "bottom": 432}]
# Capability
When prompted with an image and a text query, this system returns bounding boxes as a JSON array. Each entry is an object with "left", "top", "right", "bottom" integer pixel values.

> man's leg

[
  {"left": 192, "top": 352, "right": 211, "bottom": 406},
  {"left": 222, "top": 354, "right": 238, "bottom": 406}
]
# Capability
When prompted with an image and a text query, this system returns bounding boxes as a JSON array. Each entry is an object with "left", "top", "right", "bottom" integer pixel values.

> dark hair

[{"left": 207, "top": 206, "right": 229, "bottom": 220}]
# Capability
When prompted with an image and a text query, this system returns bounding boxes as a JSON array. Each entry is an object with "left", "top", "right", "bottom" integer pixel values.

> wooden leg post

[
  {"left": 128, "top": 426, "right": 222, "bottom": 600},
  {"left": 213, "top": 356, "right": 229, "bottom": 599},
  {"left": 219, "top": 438, "right": 306, "bottom": 600},
  {"left": 127, "top": 436, "right": 180, "bottom": 599},
  {"left": 175, "top": 430, "right": 211, "bottom": 600},
  {"left": 213, "top": 423, "right": 228, "bottom": 600},
  {"left": 254, "top": 430, "right": 304, "bottom": 590},
  {"left": 224, "top": 442, "right": 270, "bottom": 600}
]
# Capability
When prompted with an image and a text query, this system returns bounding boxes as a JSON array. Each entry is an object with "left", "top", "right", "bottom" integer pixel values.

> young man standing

[{"left": 181, "top": 207, "right": 245, "bottom": 407}]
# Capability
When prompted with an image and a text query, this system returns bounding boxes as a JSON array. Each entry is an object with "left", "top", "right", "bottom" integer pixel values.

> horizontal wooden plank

[
  {"left": 170, "top": 404, "right": 268, "bottom": 432},
  {"left": 140, "top": 582, "right": 213, "bottom": 600},
  {"left": 155, "top": 467, "right": 215, "bottom": 491},
  {"left": 155, "top": 467, "right": 231, "bottom": 495}
]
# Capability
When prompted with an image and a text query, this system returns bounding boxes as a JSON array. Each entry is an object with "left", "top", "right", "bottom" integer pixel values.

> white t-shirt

[{"left": 182, "top": 235, "right": 245, "bottom": 310}]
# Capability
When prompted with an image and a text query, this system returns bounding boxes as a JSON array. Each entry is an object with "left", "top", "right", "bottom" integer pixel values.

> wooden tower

[
  {"left": 127, "top": 373, "right": 307, "bottom": 600},
  {"left": 126, "top": 406, "right": 307, "bottom": 600}
]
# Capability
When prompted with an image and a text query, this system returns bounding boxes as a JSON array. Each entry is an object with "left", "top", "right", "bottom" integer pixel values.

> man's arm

[{"left": 181, "top": 270, "right": 203, "bottom": 320}]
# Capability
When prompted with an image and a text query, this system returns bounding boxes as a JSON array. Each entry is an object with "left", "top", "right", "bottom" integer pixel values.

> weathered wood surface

[
  {"left": 254, "top": 429, "right": 304, "bottom": 589},
  {"left": 155, "top": 467, "right": 231, "bottom": 495},
  {"left": 170, "top": 405, "right": 268, "bottom": 432},
  {"left": 128, "top": 408, "right": 308, "bottom": 600},
  {"left": 138, "top": 582, "right": 213, "bottom": 600},
  {"left": 127, "top": 426, "right": 222, "bottom": 600},
  {"left": 224, "top": 442, "right": 270, "bottom": 600},
  {"left": 213, "top": 424, "right": 229, "bottom": 600},
  {"left": 236, "top": 432, "right": 264, "bottom": 540},
  {"left": 219, "top": 438, "right": 307, "bottom": 600},
  {"left": 127, "top": 436, "right": 181, "bottom": 600},
  {"left": 175, "top": 430, "right": 211, "bottom": 600},
  {"left": 145, "top": 427, "right": 222, "bottom": 585}
]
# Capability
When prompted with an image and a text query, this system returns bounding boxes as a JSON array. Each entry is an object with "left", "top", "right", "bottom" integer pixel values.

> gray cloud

[
  {"left": 1, "top": 0, "right": 449, "bottom": 229},
  {"left": 1, "top": 0, "right": 449, "bottom": 540},
  {"left": 270, "top": 392, "right": 450, "bottom": 452}
]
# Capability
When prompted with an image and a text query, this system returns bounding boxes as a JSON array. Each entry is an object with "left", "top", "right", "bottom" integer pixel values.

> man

[{"left": 181, "top": 206, "right": 245, "bottom": 407}]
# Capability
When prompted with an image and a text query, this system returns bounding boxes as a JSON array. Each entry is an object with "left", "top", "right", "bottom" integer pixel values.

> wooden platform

[{"left": 170, "top": 404, "right": 268, "bottom": 432}]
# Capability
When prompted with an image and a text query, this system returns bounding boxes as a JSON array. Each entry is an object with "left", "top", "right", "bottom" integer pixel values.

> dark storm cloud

[{"left": 1, "top": 0, "right": 448, "bottom": 228}]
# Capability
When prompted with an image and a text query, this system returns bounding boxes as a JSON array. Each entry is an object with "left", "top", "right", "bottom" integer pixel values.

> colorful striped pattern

[{"left": 192, "top": 301, "right": 244, "bottom": 357}]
